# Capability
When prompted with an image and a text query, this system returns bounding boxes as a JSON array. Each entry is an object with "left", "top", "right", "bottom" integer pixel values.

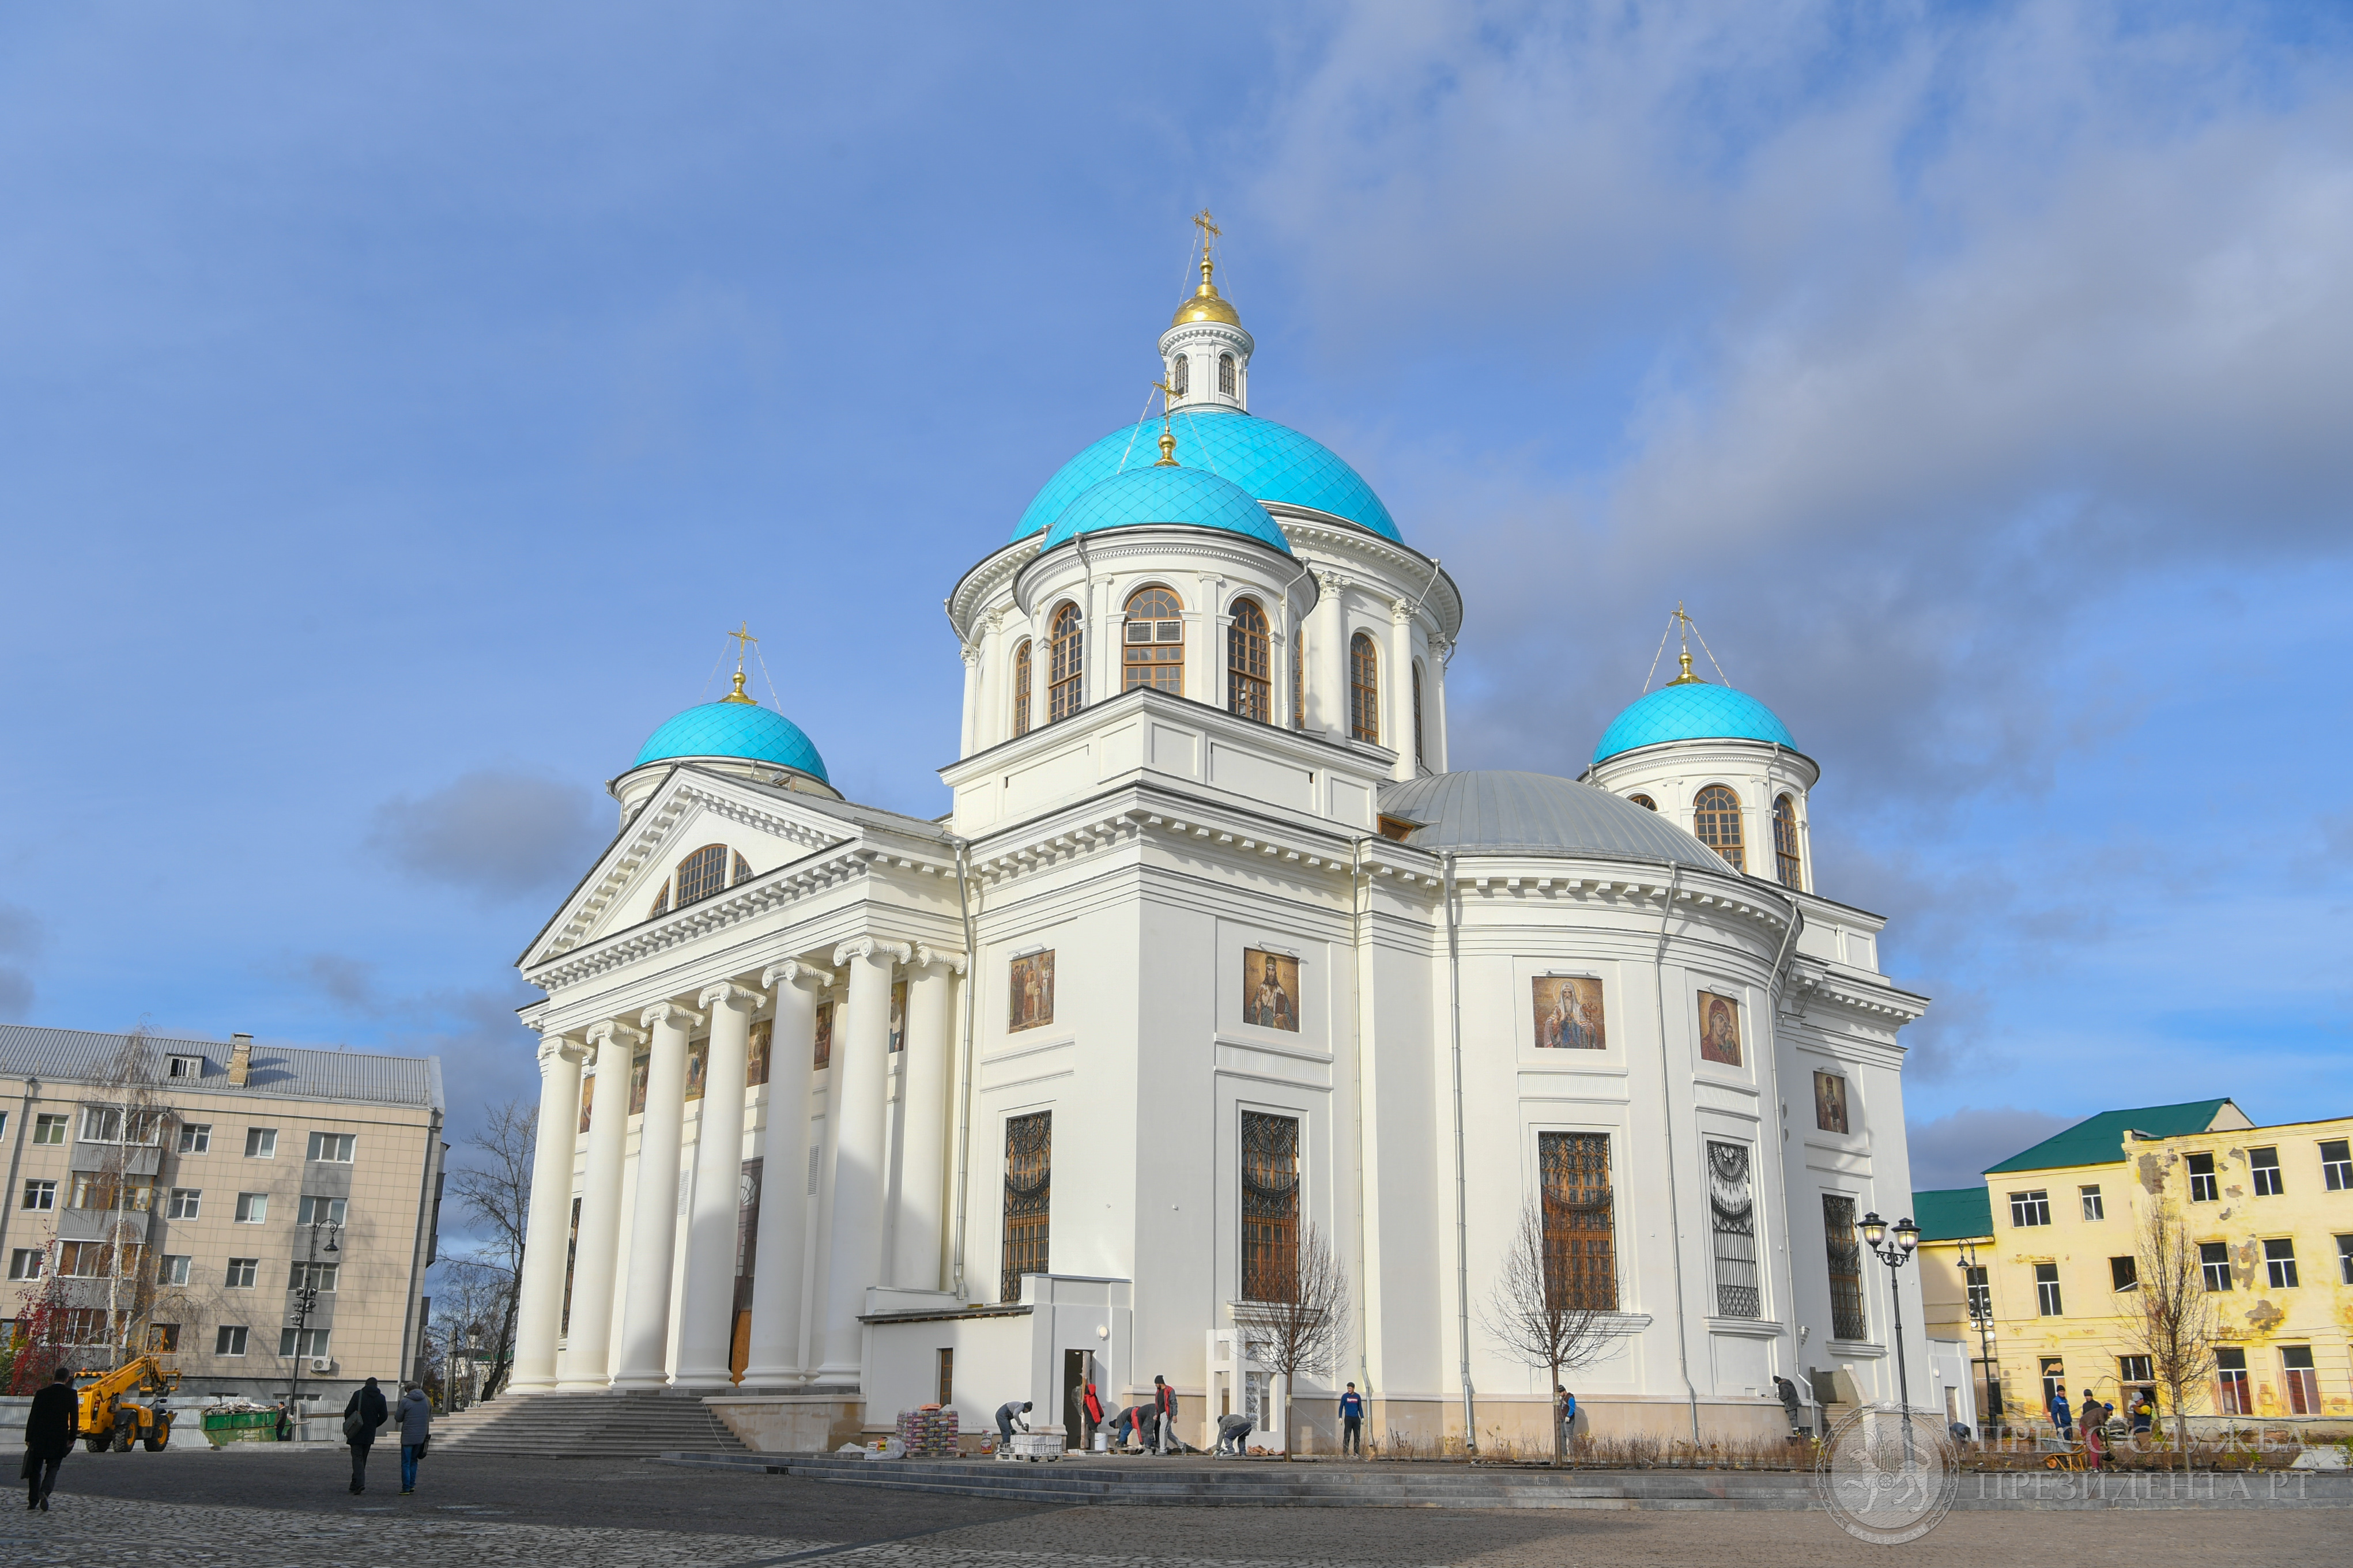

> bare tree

[
  {"left": 443, "top": 1099, "right": 535, "bottom": 1398},
  {"left": 1234, "top": 1222, "right": 1349, "bottom": 1460},
  {"left": 431, "top": 1261, "right": 514, "bottom": 1411},
  {"left": 2128, "top": 1200, "right": 2216, "bottom": 1473},
  {"left": 1479, "top": 1197, "right": 1617, "bottom": 1463}
]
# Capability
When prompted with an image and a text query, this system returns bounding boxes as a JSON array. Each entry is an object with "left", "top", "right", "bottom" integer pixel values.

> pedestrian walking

[
  {"left": 1338, "top": 1384, "right": 1365, "bottom": 1456},
  {"left": 274, "top": 1399, "right": 293, "bottom": 1442},
  {"left": 1215, "top": 1411, "right": 1254, "bottom": 1457},
  {"left": 21, "top": 1366, "right": 77, "bottom": 1513},
  {"left": 1556, "top": 1386, "right": 1577, "bottom": 1448},
  {"left": 394, "top": 1383, "right": 432, "bottom": 1495},
  {"left": 343, "top": 1377, "right": 389, "bottom": 1494}
]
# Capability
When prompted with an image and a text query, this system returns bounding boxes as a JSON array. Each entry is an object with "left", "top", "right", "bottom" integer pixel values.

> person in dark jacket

[
  {"left": 22, "top": 1366, "right": 77, "bottom": 1512},
  {"left": 1151, "top": 1376, "right": 1177, "bottom": 1455},
  {"left": 344, "top": 1377, "right": 389, "bottom": 1493},
  {"left": 1338, "top": 1384, "right": 1365, "bottom": 1455},
  {"left": 993, "top": 1400, "right": 1031, "bottom": 1448},
  {"left": 394, "top": 1384, "right": 432, "bottom": 1494},
  {"left": 1215, "top": 1411, "right": 1254, "bottom": 1457}
]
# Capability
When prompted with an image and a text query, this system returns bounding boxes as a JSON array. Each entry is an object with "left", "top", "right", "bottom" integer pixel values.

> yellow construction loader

[{"left": 71, "top": 1355, "right": 180, "bottom": 1452}]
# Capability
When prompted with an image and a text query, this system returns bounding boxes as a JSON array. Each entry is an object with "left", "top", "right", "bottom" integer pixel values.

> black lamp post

[
  {"left": 283, "top": 1221, "right": 340, "bottom": 1435},
  {"left": 1958, "top": 1237, "right": 1999, "bottom": 1434},
  {"left": 1859, "top": 1212, "right": 1921, "bottom": 1457}
]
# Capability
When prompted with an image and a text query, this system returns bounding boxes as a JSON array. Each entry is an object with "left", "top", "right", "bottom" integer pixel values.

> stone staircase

[{"left": 432, "top": 1392, "right": 749, "bottom": 1459}]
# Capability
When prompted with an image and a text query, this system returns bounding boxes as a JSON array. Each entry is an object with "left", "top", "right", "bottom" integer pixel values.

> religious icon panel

[
  {"left": 1813, "top": 1071, "right": 1849, "bottom": 1133},
  {"left": 1697, "top": 991, "right": 1743, "bottom": 1066},
  {"left": 1009, "top": 951, "right": 1056, "bottom": 1032},
  {"left": 1242, "top": 948, "right": 1300, "bottom": 1032},
  {"left": 1531, "top": 976, "right": 1606, "bottom": 1050}
]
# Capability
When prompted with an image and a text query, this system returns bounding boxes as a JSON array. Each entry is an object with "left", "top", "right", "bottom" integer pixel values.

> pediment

[{"left": 519, "top": 768, "right": 851, "bottom": 968}]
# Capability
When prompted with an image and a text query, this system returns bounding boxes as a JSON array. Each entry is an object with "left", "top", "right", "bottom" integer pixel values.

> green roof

[
  {"left": 1910, "top": 1187, "right": 1993, "bottom": 1242},
  {"left": 1982, "top": 1099, "right": 2239, "bottom": 1176}
]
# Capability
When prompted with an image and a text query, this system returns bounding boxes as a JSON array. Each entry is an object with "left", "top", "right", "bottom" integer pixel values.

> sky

[{"left": 3, "top": 2, "right": 2350, "bottom": 1232}]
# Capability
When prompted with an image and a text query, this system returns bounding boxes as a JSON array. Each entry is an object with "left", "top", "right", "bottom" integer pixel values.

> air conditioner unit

[{"left": 310, "top": 1358, "right": 333, "bottom": 1373}]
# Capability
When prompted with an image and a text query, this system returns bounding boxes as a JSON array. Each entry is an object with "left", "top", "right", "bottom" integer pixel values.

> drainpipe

[
  {"left": 1442, "top": 851, "right": 1475, "bottom": 1453},
  {"left": 1648, "top": 864, "right": 1701, "bottom": 1445},
  {"left": 949, "top": 838, "right": 979, "bottom": 1299},
  {"left": 1349, "top": 836, "right": 1371, "bottom": 1399}
]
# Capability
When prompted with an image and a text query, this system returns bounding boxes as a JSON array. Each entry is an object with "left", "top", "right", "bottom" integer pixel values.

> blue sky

[{"left": 3, "top": 3, "right": 2350, "bottom": 1212}]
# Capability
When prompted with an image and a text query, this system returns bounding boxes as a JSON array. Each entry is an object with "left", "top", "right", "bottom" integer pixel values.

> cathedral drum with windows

[{"left": 506, "top": 233, "right": 1933, "bottom": 1452}]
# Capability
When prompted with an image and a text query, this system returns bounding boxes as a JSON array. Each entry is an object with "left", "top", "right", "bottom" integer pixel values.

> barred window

[
  {"left": 1539, "top": 1132, "right": 1616, "bottom": 1310},
  {"left": 1693, "top": 785, "right": 1744, "bottom": 872},
  {"left": 1122, "top": 587, "right": 1184, "bottom": 694},
  {"left": 1823, "top": 1195, "right": 1866, "bottom": 1340},
  {"left": 1218, "top": 352, "right": 1236, "bottom": 395},
  {"left": 733, "top": 851, "right": 754, "bottom": 887},
  {"left": 1348, "top": 633, "right": 1378, "bottom": 742},
  {"left": 1227, "top": 598, "right": 1271, "bottom": 722},
  {"left": 1707, "top": 1142, "right": 1759, "bottom": 1317},
  {"left": 1412, "top": 662, "right": 1424, "bottom": 766},
  {"left": 675, "top": 844, "right": 730, "bottom": 908},
  {"left": 1241, "top": 1111, "right": 1301, "bottom": 1302},
  {"left": 1773, "top": 795, "right": 1801, "bottom": 889},
  {"left": 1012, "top": 639, "right": 1033, "bottom": 737},
  {"left": 1001, "top": 1112, "right": 1051, "bottom": 1302},
  {"left": 1048, "top": 604, "right": 1085, "bottom": 722},
  {"left": 1171, "top": 354, "right": 1189, "bottom": 397}
]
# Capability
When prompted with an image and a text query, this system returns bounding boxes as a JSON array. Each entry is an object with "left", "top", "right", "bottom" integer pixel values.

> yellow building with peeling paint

[{"left": 1930, "top": 1098, "right": 2353, "bottom": 1433}]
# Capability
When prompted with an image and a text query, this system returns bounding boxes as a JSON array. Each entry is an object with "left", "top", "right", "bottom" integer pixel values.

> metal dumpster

[{"left": 201, "top": 1409, "right": 282, "bottom": 1446}]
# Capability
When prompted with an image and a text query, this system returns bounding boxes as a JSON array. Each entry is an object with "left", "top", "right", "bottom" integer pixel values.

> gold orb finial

[
  {"left": 1155, "top": 428, "right": 1178, "bottom": 466},
  {"left": 1172, "top": 209, "right": 1242, "bottom": 327},
  {"left": 721, "top": 622, "right": 760, "bottom": 703},
  {"left": 720, "top": 668, "right": 757, "bottom": 705}
]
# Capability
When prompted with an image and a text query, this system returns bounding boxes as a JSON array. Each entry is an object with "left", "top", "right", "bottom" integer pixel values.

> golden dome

[{"left": 1171, "top": 254, "right": 1242, "bottom": 327}]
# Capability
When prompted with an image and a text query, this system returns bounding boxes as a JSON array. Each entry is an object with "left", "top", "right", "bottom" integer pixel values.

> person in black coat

[
  {"left": 22, "top": 1366, "right": 77, "bottom": 1512},
  {"left": 342, "top": 1377, "right": 389, "bottom": 1494}
]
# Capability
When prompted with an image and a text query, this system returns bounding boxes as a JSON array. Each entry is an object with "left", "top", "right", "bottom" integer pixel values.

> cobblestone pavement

[{"left": 18, "top": 1451, "right": 2346, "bottom": 1566}]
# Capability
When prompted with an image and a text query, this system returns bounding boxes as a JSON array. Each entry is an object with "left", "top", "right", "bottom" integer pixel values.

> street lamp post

[
  {"left": 1958, "top": 1237, "right": 1999, "bottom": 1435},
  {"left": 283, "top": 1221, "right": 341, "bottom": 1438},
  {"left": 1859, "top": 1212, "right": 1921, "bottom": 1461}
]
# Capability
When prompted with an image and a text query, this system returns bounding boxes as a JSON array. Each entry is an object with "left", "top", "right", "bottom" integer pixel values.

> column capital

[
  {"left": 640, "top": 999, "right": 708, "bottom": 1032},
  {"left": 961, "top": 643, "right": 981, "bottom": 668},
  {"left": 832, "top": 937, "right": 915, "bottom": 969},
  {"left": 762, "top": 959, "right": 835, "bottom": 992},
  {"left": 697, "top": 981, "right": 763, "bottom": 1014},
  {"left": 1390, "top": 596, "right": 1413, "bottom": 625},
  {"left": 585, "top": 1018, "right": 647, "bottom": 1058},
  {"left": 1315, "top": 568, "right": 1349, "bottom": 594},
  {"left": 537, "top": 1032, "right": 586, "bottom": 1067},
  {"left": 911, "top": 944, "right": 968, "bottom": 976}
]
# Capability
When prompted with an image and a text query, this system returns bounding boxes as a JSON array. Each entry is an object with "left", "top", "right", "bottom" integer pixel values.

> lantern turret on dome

[
  {"left": 1583, "top": 607, "right": 1819, "bottom": 893},
  {"left": 1160, "top": 210, "right": 1253, "bottom": 415}
]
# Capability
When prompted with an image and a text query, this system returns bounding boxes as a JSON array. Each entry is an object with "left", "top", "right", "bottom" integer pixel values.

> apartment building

[
  {"left": 1914, "top": 1097, "right": 2353, "bottom": 1433},
  {"left": 0, "top": 1025, "right": 444, "bottom": 1407}
]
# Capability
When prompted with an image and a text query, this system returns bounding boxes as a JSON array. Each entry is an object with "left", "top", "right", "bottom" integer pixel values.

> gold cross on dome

[
  {"left": 727, "top": 621, "right": 758, "bottom": 665},
  {"left": 1192, "top": 209, "right": 1221, "bottom": 247}
]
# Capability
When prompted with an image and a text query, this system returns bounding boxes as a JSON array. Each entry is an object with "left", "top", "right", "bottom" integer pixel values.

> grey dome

[{"left": 1381, "top": 770, "right": 1729, "bottom": 874}]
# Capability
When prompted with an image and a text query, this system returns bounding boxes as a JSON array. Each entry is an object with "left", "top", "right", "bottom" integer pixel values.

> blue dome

[
  {"left": 1040, "top": 464, "right": 1293, "bottom": 556},
  {"left": 633, "top": 701, "right": 830, "bottom": 783},
  {"left": 1015, "top": 407, "right": 1400, "bottom": 543},
  {"left": 1592, "top": 681, "right": 1797, "bottom": 765}
]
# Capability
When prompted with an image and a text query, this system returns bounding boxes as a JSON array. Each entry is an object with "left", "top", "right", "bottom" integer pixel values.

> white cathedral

[{"left": 508, "top": 241, "right": 1933, "bottom": 1452}]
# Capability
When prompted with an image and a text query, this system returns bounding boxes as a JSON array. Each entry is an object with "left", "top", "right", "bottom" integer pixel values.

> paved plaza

[{"left": 10, "top": 1452, "right": 2343, "bottom": 1566}]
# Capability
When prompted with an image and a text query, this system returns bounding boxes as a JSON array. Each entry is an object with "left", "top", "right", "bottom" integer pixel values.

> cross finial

[
  {"left": 722, "top": 622, "right": 760, "bottom": 704},
  {"left": 1192, "top": 209, "right": 1221, "bottom": 284}
]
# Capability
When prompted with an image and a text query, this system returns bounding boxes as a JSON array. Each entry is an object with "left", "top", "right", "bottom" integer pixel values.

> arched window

[
  {"left": 1349, "top": 632, "right": 1379, "bottom": 742},
  {"left": 1774, "top": 795, "right": 1802, "bottom": 890},
  {"left": 1047, "top": 603, "right": 1085, "bottom": 721},
  {"left": 649, "top": 882, "right": 669, "bottom": 917},
  {"left": 1218, "top": 353, "right": 1236, "bottom": 395},
  {"left": 732, "top": 851, "right": 753, "bottom": 886},
  {"left": 1122, "top": 586, "right": 1183, "bottom": 694},
  {"left": 1412, "top": 662, "right": 1425, "bottom": 766},
  {"left": 1692, "top": 785, "right": 1744, "bottom": 872},
  {"left": 674, "top": 844, "right": 730, "bottom": 907},
  {"left": 1170, "top": 355, "right": 1189, "bottom": 397},
  {"left": 1012, "top": 638, "right": 1033, "bottom": 737},
  {"left": 1227, "top": 598, "right": 1271, "bottom": 721},
  {"left": 1627, "top": 794, "right": 1657, "bottom": 811}
]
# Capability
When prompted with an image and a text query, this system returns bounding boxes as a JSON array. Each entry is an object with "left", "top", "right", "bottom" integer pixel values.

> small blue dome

[
  {"left": 1040, "top": 464, "right": 1293, "bottom": 556},
  {"left": 634, "top": 701, "right": 829, "bottom": 783},
  {"left": 1016, "top": 406, "right": 1400, "bottom": 543},
  {"left": 1593, "top": 681, "right": 1797, "bottom": 765}
]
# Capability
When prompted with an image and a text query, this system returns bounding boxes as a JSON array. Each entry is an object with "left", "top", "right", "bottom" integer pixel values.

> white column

[
  {"left": 510, "top": 1031, "right": 585, "bottom": 1392},
  {"left": 1313, "top": 570, "right": 1350, "bottom": 741},
  {"left": 892, "top": 947, "right": 963, "bottom": 1291},
  {"left": 744, "top": 960, "right": 829, "bottom": 1385},
  {"left": 613, "top": 999, "right": 704, "bottom": 1389},
  {"left": 818, "top": 937, "right": 908, "bottom": 1378},
  {"left": 560, "top": 1018, "right": 641, "bottom": 1389},
  {"left": 1387, "top": 598, "right": 1416, "bottom": 781},
  {"left": 1430, "top": 636, "right": 1451, "bottom": 773},
  {"left": 977, "top": 609, "right": 1005, "bottom": 750},
  {"left": 674, "top": 983, "right": 760, "bottom": 1386},
  {"left": 959, "top": 641, "right": 981, "bottom": 757}
]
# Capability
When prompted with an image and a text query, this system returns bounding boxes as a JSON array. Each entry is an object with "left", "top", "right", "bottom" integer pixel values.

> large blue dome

[
  {"left": 1041, "top": 464, "right": 1293, "bottom": 556},
  {"left": 634, "top": 700, "right": 829, "bottom": 783},
  {"left": 1015, "top": 406, "right": 1400, "bottom": 543},
  {"left": 1593, "top": 681, "right": 1797, "bottom": 765}
]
